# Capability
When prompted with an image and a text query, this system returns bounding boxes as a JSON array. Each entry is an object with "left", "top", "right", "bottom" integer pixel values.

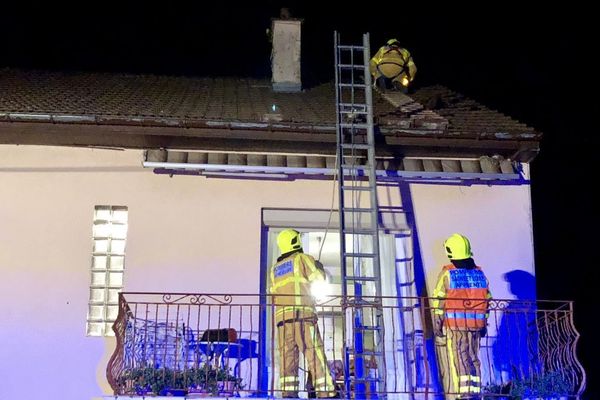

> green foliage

[
  {"left": 510, "top": 371, "right": 571, "bottom": 399},
  {"left": 116, "top": 364, "right": 244, "bottom": 396},
  {"left": 483, "top": 370, "right": 571, "bottom": 400}
]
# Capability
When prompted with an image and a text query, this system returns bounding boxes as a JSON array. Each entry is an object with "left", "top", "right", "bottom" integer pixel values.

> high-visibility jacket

[
  {"left": 369, "top": 45, "right": 417, "bottom": 85},
  {"left": 270, "top": 252, "right": 326, "bottom": 324},
  {"left": 432, "top": 264, "right": 491, "bottom": 330}
]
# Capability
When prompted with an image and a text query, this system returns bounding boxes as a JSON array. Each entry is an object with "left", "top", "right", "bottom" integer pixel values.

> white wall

[
  {"left": 0, "top": 145, "right": 535, "bottom": 399},
  {"left": 409, "top": 183, "right": 535, "bottom": 300}
]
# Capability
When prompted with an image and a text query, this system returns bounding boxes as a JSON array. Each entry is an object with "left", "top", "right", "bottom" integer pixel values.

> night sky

[{"left": 2, "top": 4, "right": 595, "bottom": 398}]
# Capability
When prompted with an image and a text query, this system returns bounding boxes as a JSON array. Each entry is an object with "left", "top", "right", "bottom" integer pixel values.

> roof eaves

[{"left": 0, "top": 112, "right": 337, "bottom": 134}]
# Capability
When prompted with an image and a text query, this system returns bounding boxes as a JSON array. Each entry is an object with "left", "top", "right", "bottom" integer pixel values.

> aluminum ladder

[{"left": 334, "top": 31, "right": 385, "bottom": 399}]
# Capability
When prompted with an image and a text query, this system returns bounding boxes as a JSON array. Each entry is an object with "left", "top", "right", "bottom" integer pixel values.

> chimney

[{"left": 271, "top": 8, "right": 302, "bottom": 92}]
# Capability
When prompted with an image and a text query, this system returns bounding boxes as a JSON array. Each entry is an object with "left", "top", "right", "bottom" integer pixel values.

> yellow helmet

[
  {"left": 444, "top": 233, "right": 472, "bottom": 260},
  {"left": 387, "top": 38, "right": 401, "bottom": 46},
  {"left": 277, "top": 229, "right": 302, "bottom": 254}
]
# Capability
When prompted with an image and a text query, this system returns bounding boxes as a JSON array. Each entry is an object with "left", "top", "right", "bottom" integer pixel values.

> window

[{"left": 86, "top": 206, "right": 128, "bottom": 336}]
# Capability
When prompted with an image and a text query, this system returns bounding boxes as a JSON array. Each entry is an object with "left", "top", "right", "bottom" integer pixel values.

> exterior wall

[
  {"left": 410, "top": 182, "right": 535, "bottom": 300},
  {"left": 0, "top": 145, "right": 535, "bottom": 399}
]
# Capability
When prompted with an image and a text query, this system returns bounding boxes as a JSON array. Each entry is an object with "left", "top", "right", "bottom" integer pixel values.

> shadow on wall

[{"left": 491, "top": 269, "right": 540, "bottom": 381}]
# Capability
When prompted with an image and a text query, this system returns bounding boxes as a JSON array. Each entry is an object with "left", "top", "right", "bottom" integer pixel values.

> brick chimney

[{"left": 270, "top": 8, "right": 302, "bottom": 92}]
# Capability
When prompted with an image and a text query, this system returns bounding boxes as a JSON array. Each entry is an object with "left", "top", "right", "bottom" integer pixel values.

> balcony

[{"left": 107, "top": 292, "right": 585, "bottom": 399}]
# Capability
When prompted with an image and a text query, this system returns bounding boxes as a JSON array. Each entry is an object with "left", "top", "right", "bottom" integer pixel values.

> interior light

[{"left": 311, "top": 273, "right": 332, "bottom": 302}]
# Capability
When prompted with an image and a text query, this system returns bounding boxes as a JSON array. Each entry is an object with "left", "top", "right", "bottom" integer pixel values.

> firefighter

[
  {"left": 369, "top": 38, "right": 417, "bottom": 93},
  {"left": 432, "top": 234, "right": 492, "bottom": 400},
  {"left": 270, "top": 229, "right": 338, "bottom": 398}
]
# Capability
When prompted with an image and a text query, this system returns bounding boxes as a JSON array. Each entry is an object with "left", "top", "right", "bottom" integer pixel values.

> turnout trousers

[
  {"left": 442, "top": 329, "right": 482, "bottom": 399},
  {"left": 277, "top": 318, "right": 336, "bottom": 398}
]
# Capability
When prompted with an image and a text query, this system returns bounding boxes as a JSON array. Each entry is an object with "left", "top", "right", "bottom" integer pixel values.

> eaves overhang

[
  {"left": 142, "top": 149, "right": 528, "bottom": 185},
  {"left": 0, "top": 117, "right": 539, "bottom": 162}
]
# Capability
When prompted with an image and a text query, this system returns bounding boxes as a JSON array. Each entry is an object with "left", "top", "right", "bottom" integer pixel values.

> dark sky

[{"left": 2, "top": 4, "right": 596, "bottom": 397}]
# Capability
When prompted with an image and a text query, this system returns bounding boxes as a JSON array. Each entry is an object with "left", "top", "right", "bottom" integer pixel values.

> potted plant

[
  {"left": 214, "top": 365, "right": 243, "bottom": 396},
  {"left": 483, "top": 371, "right": 571, "bottom": 400},
  {"left": 508, "top": 371, "right": 571, "bottom": 400},
  {"left": 116, "top": 366, "right": 189, "bottom": 396},
  {"left": 189, "top": 364, "right": 243, "bottom": 396},
  {"left": 117, "top": 364, "right": 244, "bottom": 397}
]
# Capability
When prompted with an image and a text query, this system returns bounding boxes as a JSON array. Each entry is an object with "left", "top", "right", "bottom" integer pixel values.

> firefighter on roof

[{"left": 369, "top": 38, "right": 417, "bottom": 93}]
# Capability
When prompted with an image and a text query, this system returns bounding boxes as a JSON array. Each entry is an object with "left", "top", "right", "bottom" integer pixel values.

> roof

[
  {"left": 0, "top": 68, "right": 541, "bottom": 161},
  {"left": 411, "top": 86, "right": 538, "bottom": 140}
]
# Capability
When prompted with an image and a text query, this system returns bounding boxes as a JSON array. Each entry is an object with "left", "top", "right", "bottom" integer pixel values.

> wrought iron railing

[{"left": 107, "top": 293, "right": 585, "bottom": 398}]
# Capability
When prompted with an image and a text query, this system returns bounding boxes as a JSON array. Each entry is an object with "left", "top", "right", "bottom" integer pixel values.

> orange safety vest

[{"left": 433, "top": 264, "right": 491, "bottom": 330}]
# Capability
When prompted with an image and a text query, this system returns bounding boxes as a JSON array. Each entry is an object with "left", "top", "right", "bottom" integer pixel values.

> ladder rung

[
  {"left": 343, "top": 207, "right": 375, "bottom": 213},
  {"left": 341, "top": 185, "right": 373, "bottom": 191},
  {"left": 344, "top": 252, "right": 377, "bottom": 258},
  {"left": 340, "top": 164, "right": 369, "bottom": 169},
  {"left": 340, "top": 122, "right": 369, "bottom": 129},
  {"left": 345, "top": 276, "right": 378, "bottom": 282},
  {"left": 338, "top": 83, "right": 367, "bottom": 88},
  {"left": 340, "top": 109, "right": 368, "bottom": 115},
  {"left": 341, "top": 143, "right": 371, "bottom": 150},
  {"left": 343, "top": 228, "right": 377, "bottom": 234},
  {"left": 337, "top": 63, "right": 367, "bottom": 69},
  {"left": 352, "top": 377, "right": 382, "bottom": 382},
  {"left": 339, "top": 103, "right": 367, "bottom": 109},
  {"left": 354, "top": 351, "right": 383, "bottom": 357},
  {"left": 338, "top": 45, "right": 366, "bottom": 50},
  {"left": 394, "top": 232, "right": 411, "bottom": 237},
  {"left": 356, "top": 325, "right": 382, "bottom": 331}
]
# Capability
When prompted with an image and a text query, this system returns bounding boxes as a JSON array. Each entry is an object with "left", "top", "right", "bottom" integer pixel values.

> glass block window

[{"left": 86, "top": 206, "right": 128, "bottom": 336}]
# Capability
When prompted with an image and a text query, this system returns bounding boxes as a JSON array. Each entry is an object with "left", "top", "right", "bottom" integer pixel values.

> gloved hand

[
  {"left": 434, "top": 316, "right": 444, "bottom": 337},
  {"left": 315, "top": 259, "right": 325, "bottom": 273},
  {"left": 480, "top": 326, "right": 487, "bottom": 338}
]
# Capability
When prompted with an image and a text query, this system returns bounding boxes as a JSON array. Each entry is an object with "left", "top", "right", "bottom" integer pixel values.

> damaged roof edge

[
  {"left": 0, "top": 111, "right": 336, "bottom": 134},
  {"left": 0, "top": 111, "right": 541, "bottom": 143},
  {"left": 0, "top": 120, "right": 541, "bottom": 162}
]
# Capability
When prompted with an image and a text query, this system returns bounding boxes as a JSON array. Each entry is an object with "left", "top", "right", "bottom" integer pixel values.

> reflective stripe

[
  {"left": 445, "top": 312, "right": 487, "bottom": 319},
  {"left": 303, "top": 254, "right": 320, "bottom": 274},
  {"left": 459, "top": 375, "right": 482, "bottom": 385},
  {"left": 294, "top": 257, "right": 301, "bottom": 305},
  {"left": 446, "top": 334, "right": 459, "bottom": 392},
  {"left": 485, "top": 292, "right": 492, "bottom": 317},
  {"left": 308, "top": 271, "right": 322, "bottom": 281},
  {"left": 309, "top": 325, "right": 335, "bottom": 390},
  {"left": 281, "top": 374, "right": 299, "bottom": 391},
  {"left": 432, "top": 270, "right": 449, "bottom": 313},
  {"left": 460, "top": 375, "right": 481, "bottom": 383},
  {"left": 272, "top": 276, "right": 309, "bottom": 291},
  {"left": 432, "top": 271, "right": 449, "bottom": 298},
  {"left": 459, "top": 386, "right": 481, "bottom": 393},
  {"left": 280, "top": 376, "right": 299, "bottom": 383},
  {"left": 270, "top": 267, "right": 275, "bottom": 293}
]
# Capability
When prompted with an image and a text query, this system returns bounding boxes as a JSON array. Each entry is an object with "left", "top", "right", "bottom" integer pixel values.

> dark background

[{"left": 2, "top": 4, "right": 595, "bottom": 398}]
